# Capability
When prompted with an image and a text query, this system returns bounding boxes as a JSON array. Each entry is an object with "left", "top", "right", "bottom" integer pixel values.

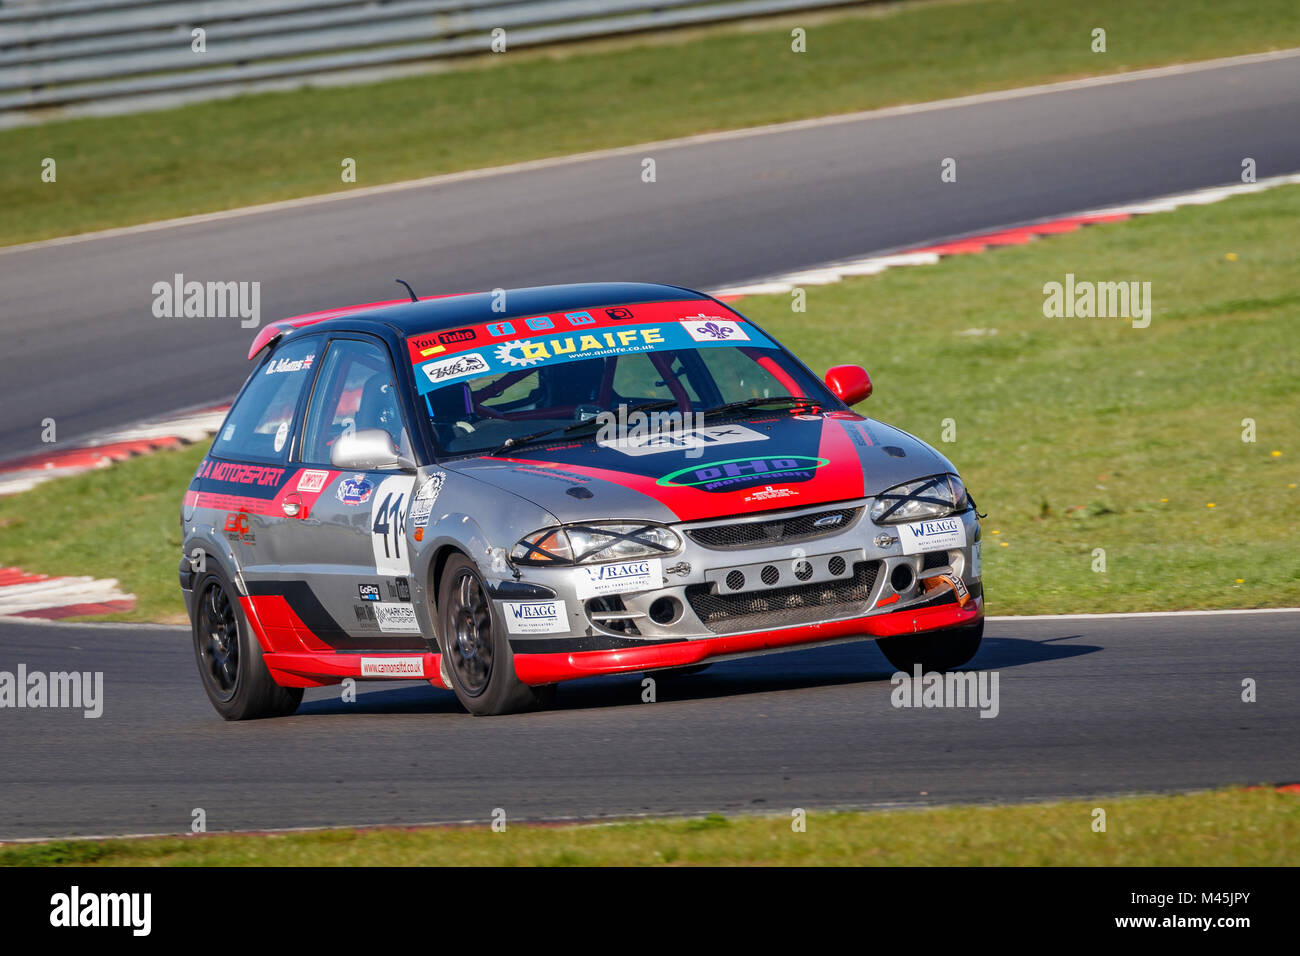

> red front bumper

[{"left": 512, "top": 595, "right": 982, "bottom": 685}]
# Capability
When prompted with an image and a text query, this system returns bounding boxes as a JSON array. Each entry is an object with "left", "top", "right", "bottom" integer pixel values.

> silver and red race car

[{"left": 180, "top": 282, "right": 984, "bottom": 718}]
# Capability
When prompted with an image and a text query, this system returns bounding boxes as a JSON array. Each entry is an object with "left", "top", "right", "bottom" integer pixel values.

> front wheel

[
  {"left": 876, "top": 619, "right": 984, "bottom": 673},
  {"left": 191, "top": 568, "right": 302, "bottom": 720},
  {"left": 438, "top": 554, "right": 552, "bottom": 716}
]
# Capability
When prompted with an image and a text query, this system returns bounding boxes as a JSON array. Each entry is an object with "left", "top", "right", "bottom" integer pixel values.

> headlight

[
  {"left": 511, "top": 522, "right": 681, "bottom": 566},
  {"left": 870, "top": 474, "right": 968, "bottom": 525}
]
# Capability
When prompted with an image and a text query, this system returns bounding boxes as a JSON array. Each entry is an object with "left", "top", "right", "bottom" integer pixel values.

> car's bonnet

[{"left": 442, "top": 413, "right": 953, "bottom": 525}]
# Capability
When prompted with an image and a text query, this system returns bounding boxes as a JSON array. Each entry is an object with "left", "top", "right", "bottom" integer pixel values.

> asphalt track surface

[
  {"left": 3, "top": 52, "right": 1300, "bottom": 460},
  {"left": 0, "top": 610, "right": 1296, "bottom": 839}
]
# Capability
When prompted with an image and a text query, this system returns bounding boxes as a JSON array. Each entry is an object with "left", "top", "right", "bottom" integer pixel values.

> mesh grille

[
  {"left": 922, "top": 550, "right": 950, "bottom": 570},
  {"left": 685, "top": 507, "right": 862, "bottom": 550},
  {"left": 686, "top": 561, "right": 881, "bottom": 635}
]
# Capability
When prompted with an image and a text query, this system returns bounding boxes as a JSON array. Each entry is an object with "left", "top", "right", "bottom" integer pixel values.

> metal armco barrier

[{"left": 0, "top": 0, "right": 861, "bottom": 121}]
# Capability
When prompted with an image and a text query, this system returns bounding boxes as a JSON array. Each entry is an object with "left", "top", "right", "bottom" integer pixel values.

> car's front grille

[
  {"left": 922, "top": 550, "right": 950, "bottom": 571},
  {"left": 685, "top": 560, "right": 881, "bottom": 635},
  {"left": 685, "top": 506, "right": 862, "bottom": 550}
]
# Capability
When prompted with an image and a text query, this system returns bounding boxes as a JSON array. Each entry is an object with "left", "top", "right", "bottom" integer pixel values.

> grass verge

[
  {"left": 1, "top": 788, "right": 1295, "bottom": 866},
  {"left": 4, "top": 0, "right": 1300, "bottom": 246},
  {"left": 0, "top": 183, "right": 1297, "bottom": 621}
]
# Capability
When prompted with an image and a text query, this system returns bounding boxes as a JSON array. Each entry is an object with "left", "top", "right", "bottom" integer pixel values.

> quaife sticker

[
  {"left": 502, "top": 600, "right": 568, "bottom": 634},
  {"left": 898, "top": 517, "right": 967, "bottom": 555},
  {"left": 575, "top": 559, "right": 663, "bottom": 598},
  {"left": 360, "top": 656, "right": 424, "bottom": 677},
  {"left": 373, "top": 602, "right": 420, "bottom": 633}
]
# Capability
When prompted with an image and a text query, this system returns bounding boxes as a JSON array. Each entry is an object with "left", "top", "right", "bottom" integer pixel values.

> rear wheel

[
  {"left": 191, "top": 568, "right": 302, "bottom": 720},
  {"left": 438, "top": 553, "right": 552, "bottom": 716},
  {"left": 876, "top": 619, "right": 984, "bottom": 673}
]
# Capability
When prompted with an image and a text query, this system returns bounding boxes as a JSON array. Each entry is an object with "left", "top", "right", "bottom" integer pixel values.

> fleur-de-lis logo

[{"left": 696, "top": 320, "right": 732, "bottom": 340}]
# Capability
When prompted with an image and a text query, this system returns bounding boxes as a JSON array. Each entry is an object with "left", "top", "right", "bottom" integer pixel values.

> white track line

[
  {"left": 989, "top": 608, "right": 1300, "bottom": 622},
  {"left": 3, "top": 46, "right": 1299, "bottom": 257},
  {"left": 714, "top": 171, "right": 1300, "bottom": 295}
]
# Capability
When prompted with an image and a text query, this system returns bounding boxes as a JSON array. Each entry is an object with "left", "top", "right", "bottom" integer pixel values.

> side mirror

[
  {"left": 330, "top": 429, "right": 417, "bottom": 473},
  {"left": 824, "top": 365, "right": 872, "bottom": 405}
]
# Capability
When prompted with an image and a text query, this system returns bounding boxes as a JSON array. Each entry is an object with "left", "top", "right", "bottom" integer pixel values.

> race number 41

[{"left": 371, "top": 476, "right": 415, "bottom": 575}]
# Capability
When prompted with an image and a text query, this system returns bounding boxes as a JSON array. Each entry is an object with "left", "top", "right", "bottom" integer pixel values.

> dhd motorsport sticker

[{"left": 657, "top": 456, "right": 828, "bottom": 493}]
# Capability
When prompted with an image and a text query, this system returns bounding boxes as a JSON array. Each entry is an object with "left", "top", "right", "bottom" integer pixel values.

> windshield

[{"left": 405, "top": 300, "right": 837, "bottom": 458}]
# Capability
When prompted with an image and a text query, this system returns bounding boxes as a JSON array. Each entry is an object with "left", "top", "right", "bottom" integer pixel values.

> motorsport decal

[
  {"left": 421, "top": 352, "right": 490, "bottom": 387},
  {"left": 574, "top": 559, "right": 664, "bottom": 599},
  {"left": 195, "top": 459, "right": 285, "bottom": 488},
  {"left": 186, "top": 462, "right": 338, "bottom": 517},
  {"left": 223, "top": 511, "right": 255, "bottom": 544},
  {"left": 502, "top": 600, "right": 569, "bottom": 635},
  {"left": 408, "top": 300, "right": 777, "bottom": 395},
  {"left": 598, "top": 424, "right": 767, "bottom": 457},
  {"left": 373, "top": 602, "right": 421, "bottom": 634},
  {"left": 744, "top": 485, "right": 800, "bottom": 503},
  {"left": 336, "top": 474, "right": 374, "bottom": 506},
  {"left": 264, "top": 353, "right": 315, "bottom": 374},
  {"left": 296, "top": 469, "right": 331, "bottom": 493},
  {"left": 358, "top": 584, "right": 381, "bottom": 602},
  {"left": 898, "top": 517, "right": 967, "bottom": 555},
  {"left": 484, "top": 414, "right": 867, "bottom": 521},
  {"left": 370, "top": 475, "right": 416, "bottom": 576},
  {"left": 679, "top": 316, "right": 749, "bottom": 342},
  {"left": 657, "top": 456, "right": 828, "bottom": 493},
  {"left": 409, "top": 472, "right": 446, "bottom": 528},
  {"left": 360, "top": 657, "right": 425, "bottom": 678}
]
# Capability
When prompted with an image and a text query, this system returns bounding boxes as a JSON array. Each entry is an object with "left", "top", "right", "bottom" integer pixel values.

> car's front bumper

[
  {"left": 498, "top": 498, "right": 983, "bottom": 683},
  {"left": 511, "top": 591, "right": 982, "bottom": 683}
]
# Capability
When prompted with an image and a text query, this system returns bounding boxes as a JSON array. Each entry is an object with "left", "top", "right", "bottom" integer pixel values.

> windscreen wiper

[
  {"left": 492, "top": 399, "right": 683, "bottom": 456},
  {"left": 697, "top": 395, "right": 821, "bottom": 420}
]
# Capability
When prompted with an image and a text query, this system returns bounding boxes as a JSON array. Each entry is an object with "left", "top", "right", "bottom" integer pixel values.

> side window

[
  {"left": 210, "top": 337, "right": 320, "bottom": 463},
  {"left": 301, "top": 338, "right": 413, "bottom": 466}
]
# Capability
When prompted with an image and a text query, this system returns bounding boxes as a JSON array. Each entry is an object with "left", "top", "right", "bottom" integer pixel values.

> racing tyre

[
  {"left": 191, "top": 567, "right": 303, "bottom": 720},
  {"left": 439, "top": 553, "right": 552, "bottom": 716},
  {"left": 875, "top": 618, "right": 984, "bottom": 673}
]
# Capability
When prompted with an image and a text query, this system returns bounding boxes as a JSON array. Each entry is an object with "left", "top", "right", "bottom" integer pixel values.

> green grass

[
  {"left": 4, "top": 0, "right": 1300, "bottom": 247},
  {"left": 0, "top": 444, "right": 207, "bottom": 625},
  {"left": 1, "top": 788, "right": 1294, "bottom": 866},
  {"left": 739, "top": 188, "right": 1300, "bottom": 614},
  {"left": 1, "top": 183, "right": 1297, "bottom": 621}
]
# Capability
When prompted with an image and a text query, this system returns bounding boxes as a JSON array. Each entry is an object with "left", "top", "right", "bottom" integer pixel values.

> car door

[
  {"left": 288, "top": 335, "right": 424, "bottom": 650},
  {"left": 199, "top": 333, "right": 322, "bottom": 594}
]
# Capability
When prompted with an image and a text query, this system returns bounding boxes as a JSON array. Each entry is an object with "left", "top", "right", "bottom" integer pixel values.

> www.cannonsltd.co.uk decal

[
  {"left": 657, "top": 455, "right": 829, "bottom": 493},
  {"left": 407, "top": 301, "right": 775, "bottom": 395}
]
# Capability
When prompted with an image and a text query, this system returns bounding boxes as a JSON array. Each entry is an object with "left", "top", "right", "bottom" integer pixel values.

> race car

[{"left": 179, "top": 282, "right": 984, "bottom": 718}]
